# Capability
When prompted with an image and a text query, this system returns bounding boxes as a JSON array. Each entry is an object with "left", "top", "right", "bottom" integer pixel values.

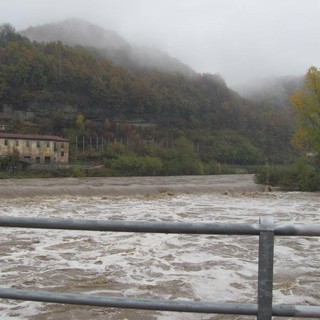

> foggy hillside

[
  {"left": 21, "top": 18, "right": 126, "bottom": 49},
  {"left": 235, "top": 75, "right": 304, "bottom": 108},
  {"left": 20, "top": 19, "right": 194, "bottom": 76},
  {"left": 0, "top": 24, "right": 299, "bottom": 165}
]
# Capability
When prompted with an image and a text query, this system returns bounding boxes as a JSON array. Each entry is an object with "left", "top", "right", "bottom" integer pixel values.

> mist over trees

[
  {"left": 20, "top": 19, "right": 194, "bottom": 76},
  {"left": 0, "top": 22, "right": 300, "bottom": 175},
  {"left": 236, "top": 76, "right": 304, "bottom": 108}
]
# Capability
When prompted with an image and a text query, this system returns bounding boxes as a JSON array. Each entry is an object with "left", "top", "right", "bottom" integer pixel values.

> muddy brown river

[{"left": 0, "top": 175, "right": 319, "bottom": 319}]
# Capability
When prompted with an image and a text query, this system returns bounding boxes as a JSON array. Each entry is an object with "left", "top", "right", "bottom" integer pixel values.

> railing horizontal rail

[
  {"left": 0, "top": 288, "right": 319, "bottom": 318},
  {"left": 0, "top": 216, "right": 261, "bottom": 235},
  {"left": 274, "top": 224, "right": 320, "bottom": 236},
  {"left": 273, "top": 305, "right": 320, "bottom": 318},
  {"left": 0, "top": 288, "right": 258, "bottom": 315},
  {"left": 1, "top": 216, "right": 320, "bottom": 236}
]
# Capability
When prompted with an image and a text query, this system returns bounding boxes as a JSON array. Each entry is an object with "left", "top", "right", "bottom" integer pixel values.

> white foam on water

[{"left": 0, "top": 192, "right": 319, "bottom": 319}]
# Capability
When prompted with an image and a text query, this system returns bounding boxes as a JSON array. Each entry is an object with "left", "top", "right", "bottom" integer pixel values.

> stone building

[{"left": 0, "top": 133, "right": 69, "bottom": 164}]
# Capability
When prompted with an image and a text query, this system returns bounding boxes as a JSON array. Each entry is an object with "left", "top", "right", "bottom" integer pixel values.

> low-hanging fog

[{"left": 1, "top": 0, "right": 320, "bottom": 88}]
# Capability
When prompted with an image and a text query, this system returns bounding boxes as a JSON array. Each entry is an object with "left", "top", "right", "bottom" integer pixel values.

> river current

[{"left": 0, "top": 191, "right": 319, "bottom": 319}]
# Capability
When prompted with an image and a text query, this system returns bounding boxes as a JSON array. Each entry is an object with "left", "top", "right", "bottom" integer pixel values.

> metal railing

[{"left": 0, "top": 216, "right": 319, "bottom": 319}]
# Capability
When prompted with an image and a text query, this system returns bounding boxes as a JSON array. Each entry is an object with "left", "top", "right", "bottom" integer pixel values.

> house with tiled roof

[{"left": 0, "top": 133, "right": 69, "bottom": 165}]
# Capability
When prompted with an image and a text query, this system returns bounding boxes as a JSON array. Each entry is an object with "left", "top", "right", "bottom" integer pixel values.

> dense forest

[
  {"left": 20, "top": 19, "right": 195, "bottom": 77},
  {"left": 0, "top": 23, "right": 298, "bottom": 176}
]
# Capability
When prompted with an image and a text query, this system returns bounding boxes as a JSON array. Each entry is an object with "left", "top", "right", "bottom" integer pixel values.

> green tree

[
  {"left": 109, "top": 154, "right": 162, "bottom": 176},
  {"left": 0, "top": 148, "right": 20, "bottom": 171},
  {"left": 162, "top": 137, "right": 204, "bottom": 175},
  {"left": 0, "top": 23, "right": 21, "bottom": 46},
  {"left": 290, "top": 66, "right": 320, "bottom": 162},
  {"left": 75, "top": 114, "right": 91, "bottom": 136}
]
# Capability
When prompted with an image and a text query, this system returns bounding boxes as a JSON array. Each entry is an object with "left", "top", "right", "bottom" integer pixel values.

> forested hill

[
  {"left": 0, "top": 23, "right": 297, "bottom": 168},
  {"left": 20, "top": 19, "right": 194, "bottom": 76}
]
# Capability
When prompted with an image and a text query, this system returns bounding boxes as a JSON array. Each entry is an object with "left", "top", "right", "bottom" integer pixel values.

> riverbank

[{"left": 0, "top": 174, "right": 266, "bottom": 199}]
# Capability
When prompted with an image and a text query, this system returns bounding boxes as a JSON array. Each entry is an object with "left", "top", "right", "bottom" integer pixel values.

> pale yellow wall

[{"left": 0, "top": 138, "right": 69, "bottom": 164}]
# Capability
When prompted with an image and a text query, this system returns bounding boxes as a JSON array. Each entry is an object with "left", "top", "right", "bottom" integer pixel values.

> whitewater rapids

[{"left": 0, "top": 175, "right": 318, "bottom": 319}]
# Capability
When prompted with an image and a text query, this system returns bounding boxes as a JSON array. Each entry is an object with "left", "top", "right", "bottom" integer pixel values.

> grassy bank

[{"left": 254, "top": 159, "right": 320, "bottom": 191}]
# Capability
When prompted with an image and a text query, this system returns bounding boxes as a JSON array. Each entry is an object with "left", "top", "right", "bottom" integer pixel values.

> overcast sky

[{"left": 1, "top": 0, "right": 320, "bottom": 87}]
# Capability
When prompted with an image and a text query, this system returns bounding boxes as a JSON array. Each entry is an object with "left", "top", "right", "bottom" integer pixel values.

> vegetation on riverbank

[
  {"left": 255, "top": 66, "right": 320, "bottom": 192},
  {"left": 254, "top": 159, "right": 320, "bottom": 191},
  {"left": 1, "top": 24, "right": 320, "bottom": 191}
]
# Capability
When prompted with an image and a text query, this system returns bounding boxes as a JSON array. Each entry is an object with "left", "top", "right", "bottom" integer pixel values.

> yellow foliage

[{"left": 290, "top": 66, "right": 320, "bottom": 154}]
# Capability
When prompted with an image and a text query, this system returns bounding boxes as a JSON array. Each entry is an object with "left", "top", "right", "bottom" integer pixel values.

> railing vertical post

[{"left": 257, "top": 216, "right": 275, "bottom": 320}]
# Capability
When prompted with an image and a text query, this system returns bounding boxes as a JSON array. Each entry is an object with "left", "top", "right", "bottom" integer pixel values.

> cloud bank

[{"left": 1, "top": 0, "right": 320, "bottom": 86}]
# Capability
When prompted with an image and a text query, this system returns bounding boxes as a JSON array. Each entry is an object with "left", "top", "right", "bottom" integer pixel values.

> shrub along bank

[{"left": 254, "top": 158, "right": 320, "bottom": 191}]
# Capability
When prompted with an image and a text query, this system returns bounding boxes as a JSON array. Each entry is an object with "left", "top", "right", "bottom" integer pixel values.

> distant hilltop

[
  {"left": 20, "top": 18, "right": 126, "bottom": 49},
  {"left": 20, "top": 18, "right": 195, "bottom": 76}
]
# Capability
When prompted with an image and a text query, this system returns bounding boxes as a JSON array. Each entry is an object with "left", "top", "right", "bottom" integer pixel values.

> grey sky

[{"left": 1, "top": 0, "right": 320, "bottom": 86}]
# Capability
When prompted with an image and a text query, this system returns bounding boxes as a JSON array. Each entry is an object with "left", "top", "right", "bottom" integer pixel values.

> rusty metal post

[{"left": 258, "top": 216, "right": 275, "bottom": 320}]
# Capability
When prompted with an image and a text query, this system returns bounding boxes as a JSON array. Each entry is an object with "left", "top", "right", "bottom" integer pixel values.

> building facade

[{"left": 0, "top": 133, "right": 69, "bottom": 164}]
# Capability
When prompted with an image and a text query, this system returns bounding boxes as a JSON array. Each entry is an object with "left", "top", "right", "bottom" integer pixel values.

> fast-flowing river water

[{"left": 0, "top": 177, "right": 319, "bottom": 319}]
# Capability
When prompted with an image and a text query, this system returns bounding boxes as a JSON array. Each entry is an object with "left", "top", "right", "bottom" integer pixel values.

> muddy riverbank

[{"left": 0, "top": 174, "right": 266, "bottom": 199}]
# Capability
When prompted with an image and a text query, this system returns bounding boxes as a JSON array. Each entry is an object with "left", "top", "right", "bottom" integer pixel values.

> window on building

[
  {"left": 46, "top": 141, "right": 50, "bottom": 148},
  {"left": 37, "top": 141, "right": 40, "bottom": 148},
  {"left": 61, "top": 143, "right": 64, "bottom": 148},
  {"left": 4, "top": 139, "right": 8, "bottom": 146},
  {"left": 54, "top": 142, "right": 57, "bottom": 151},
  {"left": 26, "top": 140, "right": 30, "bottom": 147},
  {"left": 44, "top": 156, "right": 51, "bottom": 164},
  {"left": 15, "top": 140, "right": 19, "bottom": 147},
  {"left": 36, "top": 157, "right": 40, "bottom": 164},
  {"left": 61, "top": 151, "right": 64, "bottom": 157}
]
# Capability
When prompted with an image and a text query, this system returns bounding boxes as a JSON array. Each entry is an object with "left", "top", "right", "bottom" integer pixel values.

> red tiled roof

[{"left": 0, "top": 133, "right": 68, "bottom": 142}]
